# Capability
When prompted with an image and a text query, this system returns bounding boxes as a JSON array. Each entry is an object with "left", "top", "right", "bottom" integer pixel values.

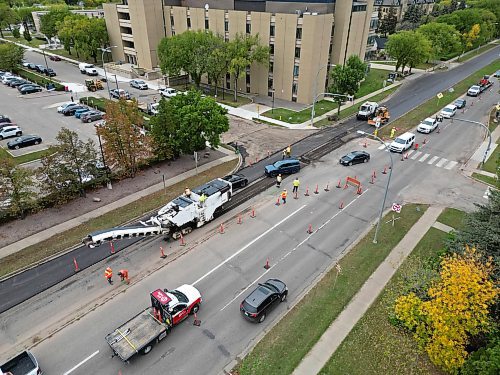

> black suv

[{"left": 240, "top": 279, "right": 287, "bottom": 323}]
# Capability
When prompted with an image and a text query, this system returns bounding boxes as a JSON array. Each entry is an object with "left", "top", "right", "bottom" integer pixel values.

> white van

[{"left": 389, "top": 132, "right": 415, "bottom": 153}]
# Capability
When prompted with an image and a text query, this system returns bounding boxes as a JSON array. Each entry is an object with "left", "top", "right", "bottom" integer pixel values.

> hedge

[{"left": 17, "top": 69, "right": 65, "bottom": 91}]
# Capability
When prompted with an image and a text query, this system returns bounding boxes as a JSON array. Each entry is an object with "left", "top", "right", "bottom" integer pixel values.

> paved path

[{"left": 293, "top": 206, "right": 444, "bottom": 375}]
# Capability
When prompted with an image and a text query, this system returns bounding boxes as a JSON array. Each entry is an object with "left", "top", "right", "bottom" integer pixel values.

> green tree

[
  {"left": 57, "top": 14, "right": 83, "bottom": 56},
  {"left": 12, "top": 26, "right": 20, "bottom": 38},
  {"left": 77, "top": 17, "right": 108, "bottom": 63},
  {"left": 39, "top": 6, "right": 70, "bottom": 39},
  {"left": 385, "top": 30, "right": 431, "bottom": 72},
  {"left": 158, "top": 30, "right": 221, "bottom": 88},
  {"left": 206, "top": 36, "right": 231, "bottom": 98},
  {"left": 149, "top": 98, "right": 176, "bottom": 160},
  {"left": 417, "top": 22, "right": 462, "bottom": 59},
  {"left": 379, "top": 8, "right": 398, "bottom": 37},
  {"left": 98, "top": 99, "right": 153, "bottom": 178},
  {"left": 0, "top": 43, "right": 24, "bottom": 72},
  {"left": 345, "top": 55, "right": 367, "bottom": 83},
  {"left": 22, "top": 28, "right": 31, "bottom": 42},
  {"left": 328, "top": 65, "right": 359, "bottom": 115},
  {"left": 0, "top": 3, "right": 19, "bottom": 38},
  {"left": 462, "top": 337, "right": 500, "bottom": 375},
  {"left": 0, "top": 158, "right": 37, "bottom": 219},
  {"left": 227, "top": 33, "right": 269, "bottom": 102},
  {"left": 150, "top": 90, "right": 229, "bottom": 155}
]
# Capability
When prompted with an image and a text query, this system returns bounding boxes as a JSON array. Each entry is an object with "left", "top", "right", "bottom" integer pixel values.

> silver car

[{"left": 130, "top": 79, "right": 148, "bottom": 90}]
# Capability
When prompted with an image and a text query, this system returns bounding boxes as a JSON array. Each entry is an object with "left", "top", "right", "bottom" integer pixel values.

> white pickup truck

[
  {"left": 356, "top": 101, "right": 378, "bottom": 120},
  {"left": 78, "top": 63, "right": 98, "bottom": 76},
  {"left": 1, "top": 351, "right": 42, "bottom": 375}
]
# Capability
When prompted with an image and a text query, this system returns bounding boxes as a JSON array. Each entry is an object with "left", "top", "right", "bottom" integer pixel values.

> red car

[{"left": 49, "top": 55, "right": 61, "bottom": 61}]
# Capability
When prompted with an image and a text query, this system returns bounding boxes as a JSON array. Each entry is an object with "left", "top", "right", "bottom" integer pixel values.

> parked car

[
  {"left": 223, "top": 174, "right": 248, "bottom": 190},
  {"left": 453, "top": 98, "right": 466, "bottom": 109},
  {"left": 417, "top": 117, "right": 439, "bottom": 134},
  {"left": 9, "top": 79, "right": 30, "bottom": 88},
  {"left": 159, "top": 87, "right": 177, "bottom": 98},
  {"left": 74, "top": 107, "right": 92, "bottom": 118},
  {"left": 19, "top": 84, "right": 43, "bottom": 95},
  {"left": 110, "top": 88, "right": 131, "bottom": 99},
  {"left": 339, "top": 150, "right": 370, "bottom": 166},
  {"left": 240, "top": 279, "right": 288, "bottom": 323},
  {"left": 264, "top": 159, "right": 300, "bottom": 177},
  {"left": 81, "top": 111, "right": 104, "bottom": 123},
  {"left": 44, "top": 68, "right": 57, "bottom": 77},
  {"left": 0, "top": 115, "right": 12, "bottom": 124},
  {"left": 494, "top": 70, "right": 500, "bottom": 78},
  {"left": 57, "top": 102, "right": 79, "bottom": 113},
  {"left": 35, "top": 65, "right": 45, "bottom": 73},
  {"left": 0, "top": 125, "right": 22, "bottom": 140},
  {"left": 49, "top": 55, "right": 62, "bottom": 61},
  {"left": 2, "top": 76, "right": 20, "bottom": 85},
  {"left": 389, "top": 132, "right": 415, "bottom": 153},
  {"left": 130, "top": 79, "right": 148, "bottom": 90},
  {"left": 27, "top": 63, "right": 37, "bottom": 70},
  {"left": 440, "top": 104, "right": 457, "bottom": 119},
  {"left": 7, "top": 135, "right": 42, "bottom": 149},
  {"left": 62, "top": 105, "right": 87, "bottom": 116}
]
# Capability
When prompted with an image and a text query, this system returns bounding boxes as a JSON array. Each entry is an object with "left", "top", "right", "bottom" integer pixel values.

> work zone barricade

[{"left": 344, "top": 176, "right": 361, "bottom": 189}]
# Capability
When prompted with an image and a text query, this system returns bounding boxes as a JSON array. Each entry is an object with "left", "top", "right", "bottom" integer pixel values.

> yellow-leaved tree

[
  {"left": 394, "top": 247, "right": 497, "bottom": 373},
  {"left": 463, "top": 24, "right": 481, "bottom": 50}
]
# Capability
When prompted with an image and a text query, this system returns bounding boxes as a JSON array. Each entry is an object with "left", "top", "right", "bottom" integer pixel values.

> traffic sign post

[{"left": 387, "top": 203, "right": 402, "bottom": 227}]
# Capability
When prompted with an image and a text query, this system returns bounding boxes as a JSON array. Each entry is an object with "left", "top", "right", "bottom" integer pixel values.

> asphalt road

[
  {"left": 0, "top": 48, "right": 498, "bottom": 314},
  {"left": 1, "top": 84, "right": 494, "bottom": 373}
]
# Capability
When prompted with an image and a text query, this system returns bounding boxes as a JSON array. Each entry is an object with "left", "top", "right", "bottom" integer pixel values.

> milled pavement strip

[
  {"left": 0, "top": 154, "right": 238, "bottom": 260},
  {"left": 292, "top": 206, "right": 443, "bottom": 375}
]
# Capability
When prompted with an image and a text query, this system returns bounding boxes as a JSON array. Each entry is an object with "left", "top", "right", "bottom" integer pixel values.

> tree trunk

[
  {"left": 337, "top": 100, "right": 341, "bottom": 116},
  {"left": 0, "top": 29, "right": 3, "bottom": 38},
  {"left": 233, "top": 76, "right": 238, "bottom": 102}
]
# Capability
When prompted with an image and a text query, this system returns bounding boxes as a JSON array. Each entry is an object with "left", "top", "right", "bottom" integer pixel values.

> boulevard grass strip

[
  {"left": 0, "top": 146, "right": 54, "bottom": 165},
  {"left": 437, "top": 207, "right": 466, "bottom": 231},
  {"left": 319, "top": 226, "right": 448, "bottom": 375},
  {"left": 481, "top": 146, "right": 499, "bottom": 175},
  {"left": 456, "top": 43, "right": 499, "bottom": 63},
  {"left": 0, "top": 159, "right": 238, "bottom": 278},
  {"left": 379, "top": 59, "right": 500, "bottom": 138},
  {"left": 472, "top": 172, "right": 499, "bottom": 187},
  {"left": 235, "top": 204, "right": 428, "bottom": 375}
]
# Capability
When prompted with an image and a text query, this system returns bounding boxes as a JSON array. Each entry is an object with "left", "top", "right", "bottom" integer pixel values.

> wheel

[
  {"left": 240, "top": 180, "right": 247, "bottom": 188},
  {"left": 363, "top": 158, "right": 369, "bottom": 163},
  {"left": 190, "top": 304, "right": 199, "bottom": 314},
  {"left": 0, "top": 136, "right": 3, "bottom": 140},
  {"left": 348, "top": 162, "right": 352, "bottom": 166},
  {"left": 280, "top": 293, "right": 287, "bottom": 302},
  {"left": 258, "top": 312, "right": 266, "bottom": 323},
  {"left": 15, "top": 132, "right": 21, "bottom": 136},
  {"left": 34, "top": 141, "right": 39, "bottom": 145},
  {"left": 141, "top": 344, "right": 153, "bottom": 355},
  {"left": 87, "top": 118, "right": 92, "bottom": 123},
  {"left": 15, "top": 145, "right": 20, "bottom": 149}
]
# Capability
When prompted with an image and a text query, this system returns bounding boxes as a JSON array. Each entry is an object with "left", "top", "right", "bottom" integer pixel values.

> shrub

[{"left": 17, "top": 69, "right": 65, "bottom": 91}]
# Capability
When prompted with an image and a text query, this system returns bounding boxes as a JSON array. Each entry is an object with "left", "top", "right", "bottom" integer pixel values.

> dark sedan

[
  {"left": 62, "top": 105, "right": 87, "bottom": 116},
  {"left": 454, "top": 98, "right": 466, "bottom": 109},
  {"left": 339, "top": 150, "right": 370, "bottom": 166},
  {"left": 0, "top": 115, "right": 11, "bottom": 124},
  {"left": 81, "top": 111, "right": 104, "bottom": 123},
  {"left": 240, "top": 279, "right": 288, "bottom": 323},
  {"left": 7, "top": 135, "right": 42, "bottom": 149},
  {"left": 49, "top": 55, "right": 61, "bottom": 61},
  {"left": 19, "top": 84, "right": 42, "bottom": 94},
  {"left": 8, "top": 79, "right": 30, "bottom": 88},
  {"left": 27, "top": 63, "right": 37, "bottom": 70},
  {"left": 223, "top": 174, "right": 248, "bottom": 190},
  {"left": 44, "top": 68, "right": 57, "bottom": 77}
]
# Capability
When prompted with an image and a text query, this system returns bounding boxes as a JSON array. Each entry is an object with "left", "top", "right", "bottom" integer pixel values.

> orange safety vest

[
  {"left": 104, "top": 268, "right": 112, "bottom": 279},
  {"left": 119, "top": 269, "right": 129, "bottom": 279},
  {"left": 281, "top": 191, "right": 287, "bottom": 199}
]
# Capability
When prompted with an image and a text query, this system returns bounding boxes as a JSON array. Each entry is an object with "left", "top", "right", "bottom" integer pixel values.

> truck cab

[{"left": 357, "top": 101, "right": 378, "bottom": 120}]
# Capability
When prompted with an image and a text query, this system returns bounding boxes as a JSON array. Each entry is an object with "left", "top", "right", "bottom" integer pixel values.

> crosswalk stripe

[
  {"left": 411, "top": 151, "right": 422, "bottom": 160},
  {"left": 406, "top": 149, "right": 415, "bottom": 157},
  {"left": 419, "top": 153, "right": 430, "bottom": 162},
  {"left": 427, "top": 156, "right": 439, "bottom": 165},
  {"left": 444, "top": 161, "right": 458, "bottom": 170},
  {"left": 378, "top": 144, "right": 385, "bottom": 150},
  {"left": 435, "top": 158, "right": 448, "bottom": 168}
]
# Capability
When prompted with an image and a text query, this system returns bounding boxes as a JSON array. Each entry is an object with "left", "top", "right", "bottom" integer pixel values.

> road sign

[
  {"left": 436, "top": 92, "right": 444, "bottom": 99},
  {"left": 391, "top": 203, "right": 402, "bottom": 213}
]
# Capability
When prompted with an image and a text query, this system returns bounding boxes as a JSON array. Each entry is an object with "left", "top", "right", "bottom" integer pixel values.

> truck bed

[
  {"left": 0, "top": 351, "right": 38, "bottom": 375},
  {"left": 105, "top": 307, "right": 169, "bottom": 361}
]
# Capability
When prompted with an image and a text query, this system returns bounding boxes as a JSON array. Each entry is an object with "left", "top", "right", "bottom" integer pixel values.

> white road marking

[
  {"left": 435, "top": 158, "right": 448, "bottom": 168},
  {"left": 406, "top": 149, "right": 415, "bottom": 157},
  {"left": 218, "top": 190, "right": 368, "bottom": 311},
  {"left": 419, "top": 153, "right": 430, "bottom": 162},
  {"left": 377, "top": 144, "right": 388, "bottom": 150},
  {"left": 192, "top": 205, "right": 306, "bottom": 286},
  {"left": 444, "top": 161, "right": 458, "bottom": 170},
  {"left": 427, "top": 156, "right": 439, "bottom": 165},
  {"left": 411, "top": 151, "right": 422, "bottom": 160},
  {"left": 63, "top": 350, "right": 100, "bottom": 375}
]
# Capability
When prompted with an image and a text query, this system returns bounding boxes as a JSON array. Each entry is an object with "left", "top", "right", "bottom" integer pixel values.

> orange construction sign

[{"left": 345, "top": 176, "right": 361, "bottom": 188}]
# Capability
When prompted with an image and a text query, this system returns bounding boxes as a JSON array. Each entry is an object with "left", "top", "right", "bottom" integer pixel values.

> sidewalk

[
  {"left": 463, "top": 120, "right": 500, "bottom": 178},
  {"left": 0, "top": 152, "right": 239, "bottom": 261},
  {"left": 293, "top": 206, "right": 444, "bottom": 375}
]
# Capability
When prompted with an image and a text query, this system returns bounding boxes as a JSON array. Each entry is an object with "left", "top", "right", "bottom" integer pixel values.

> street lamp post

[
  {"left": 357, "top": 130, "right": 394, "bottom": 244},
  {"left": 311, "top": 63, "right": 335, "bottom": 127},
  {"left": 99, "top": 46, "right": 117, "bottom": 99},
  {"left": 271, "top": 89, "right": 275, "bottom": 114},
  {"left": 454, "top": 118, "right": 492, "bottom": 167}
]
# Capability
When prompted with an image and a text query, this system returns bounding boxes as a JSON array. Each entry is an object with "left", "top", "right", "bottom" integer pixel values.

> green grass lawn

[
  {"left": 235, "top": 204, "right": 428, "bottom": 375},
  {"left": 3, "top": 35, "right": 46, "bottom": 48},
  {"left": 481, "top": 145, "right": 499, "bottom": 175},
  {"left": 456, "top": 43, "right": 498, "bottom": 63},
  {"left": 380, "top": 59, "right": 500, "bottom": 138},
  {"left": 437, "top": 207, "right": 467, "bottom": 231},
  {"left": 472, "top": 172, "right": 499, "bottom": 187},
  {"left": 355, "top": 69, "right": 390, "bottom": 98},
  {"left": 0, "top": 146, "right": 54, "bottom": 165},
  {"left": 320, "top": 226, "right": 450, "bottom": 375}
]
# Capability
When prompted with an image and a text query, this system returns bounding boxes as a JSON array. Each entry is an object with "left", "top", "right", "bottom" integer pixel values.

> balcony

[
  {"left": 121, "top": 33, "right": 134, "bottom": 42},
  {"left": 119, "top": 19, "right": 131, "bottom": 28}
]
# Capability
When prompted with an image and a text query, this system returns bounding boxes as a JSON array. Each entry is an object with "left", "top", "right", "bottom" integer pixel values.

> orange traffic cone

[{"left": 73, "top": 257, "right": 79, "bottom": 272}]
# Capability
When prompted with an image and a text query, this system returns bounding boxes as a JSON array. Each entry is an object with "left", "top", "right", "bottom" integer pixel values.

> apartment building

[
  {"left": 374, "top": 0, "right": 435, "bottom": 22},
  {"left": 103, "top": 0, "right": 374, "bottom": 104}
]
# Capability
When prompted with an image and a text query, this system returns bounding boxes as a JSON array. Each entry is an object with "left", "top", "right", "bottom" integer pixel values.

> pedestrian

[
  {"left": 276, "top": 174, "right": 282, "bottom": 188},
  {"left": 292, "top": 177, "right": 300, "bottom": 194},
  {"left": 70, "top": 95, "right": 74, "bottom": 102},
  {"left": 199, "top": 193, "right": 207, "bottom": 206},
  {"left": 184, "top": 187, "right": 191, "bottom": 198},
  {"left": 282, "top": 149, "right": 286, "bottom": 159},
  {"left": 390, "top": 127, "right": 396, "bottom": 138},
  {"left": 286, "top": 145, "right": 291, "bottom": 157},
  {"left": 104, "top": 267, "right": 113, "bottom": 285},
  {"left": 281, "top": 189, "right": 288, "bottom": 204},
  {"left": 118, "top": 269, "right": 129, "bottom": 284}
]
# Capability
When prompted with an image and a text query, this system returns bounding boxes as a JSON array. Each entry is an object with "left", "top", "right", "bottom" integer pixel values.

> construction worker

[
  {"left": 276, "top": 174, "right": 282, "bottom": 188},
  {"left": 374, "top": 128, "right": 378, "bottom": 138},
  {"left": 282, "top": 149, "right": 286, "bottom": 159},
  {"left": 184, "top": 187, "right": 191, "bottom": 198},
  {"left": 281, "top": 189, "right": 288, "bottom": 204},
  {"left": 104, "top": 267, "right": 113, "bottom": 285},
  {"left": 118, "top": 269, "right": 129, "bottom": 284},
  {"left": 199, "top": 193, "right": 207, "bottom": 205},
  {"left": 390, "top": 127, "right": 396, "bottom": 138},
  {"left": 286, "top": 145, "right": 291, "bottom": 157},
  {"left": 292, "top": 177, "right": 300, "bottom": 194}
]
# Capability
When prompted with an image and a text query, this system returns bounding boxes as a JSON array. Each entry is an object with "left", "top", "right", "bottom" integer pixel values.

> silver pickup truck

[{"left": 0, "top": 350, "right": 42, "bottom": 375}]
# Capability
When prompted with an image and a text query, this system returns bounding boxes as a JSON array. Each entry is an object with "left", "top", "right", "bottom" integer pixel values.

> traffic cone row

[
  {"left": 73, "top": 257, "right": 79, "bottom": 272},
  {"left": 218, "top": 223, "right": 225, "bottom": 234},
  {"left": 314, "top": 184, "right": 319, "bottom": 194},
  {"left": 237, "top": 214, "right": 242, "bottom": 224},
  {"left": 324, "top": 182, "right": 330, "bottom": 192},
  {"left": 179, "top": 234, "right": 186, "bottom": 246},
  {"left": 382, "top": 166, "right": 387, "bottom": 174},
  {"left": 336, "top": 179, "right": 342, "bottom": 188},
  {"left": 307, "top": 224, "right": 313, "bottom": 234},
  {"left": 304, "top": 187, "right": 310, "bottom": 196}
]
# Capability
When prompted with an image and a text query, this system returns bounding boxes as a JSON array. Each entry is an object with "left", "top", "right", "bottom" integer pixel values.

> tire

[
  {"left": 348, "top": 162, "right": 352, "bottom": 166},
  {"left": 258, "top": 312, "right": 266, "bottom": 323},
  {"left": 240, "top": 180, "right": 247, "bottom": 188},
  {"left": 363, "top": 158, "right": 369, "bottom": 163},
  {"left": 16, "top": 132, "right": 21, "bottom": 136},
  {"left": 87, "top": 118, "right": 92, "bottom": 123},
  {"left": 34, "top": 140, "right": 39, "bottom": 145},
  {"left": 141, "top": 344, "right": 153, "bottom": 355},
  {"left": 190, "top": 304, "right": 200, "bottom": 314},
  {"left": 15, "top": 145, "right": 20, "bottom": 149},
  {"left": 280, "top": 293, "right": 287, "bottom": 302},
  {"left": 0, "top": 136, "right": 3, "bottom": 140}
]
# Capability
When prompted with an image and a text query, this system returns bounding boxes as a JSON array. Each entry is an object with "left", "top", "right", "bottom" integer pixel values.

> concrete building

[
  {"left": 31, "top": 9, "right": 105, "bottom": 33},
  {"left": 103, "top": 0, "right": 374, "bottom": 104},
  {"left": 374, "top": 0, "right": 435, "bottom": 22}
]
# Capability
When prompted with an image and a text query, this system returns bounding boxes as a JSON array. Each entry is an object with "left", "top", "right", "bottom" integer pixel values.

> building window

[
  {"left": 226, "top": 81, "right": 231, "bottom": 89},
  {"left": 170, "top": 16, "right": 174, "bottom": 27},
  {"left": 296, "top": 27, "right": 302, "bottom": 40},
  {"left": 246, "top": 74, "right": 250, "bottom": 84},
  {"left": 292, "top": 82, "right": 298, "bottom": 95},
  {"left": 270, "top": 25, "right": 275, "bottom": 37},
  {"left": 246, "top": 23, "right": 251, "bottom": 34},
  {"left": 226, "top": 72, "right": 231, "bottom": 80},
  {"left": 292, "top": 97, "right": 297, "bottom": 102},
  {"left": 270, "top": 44, "right": 274, "bottom": 54},
  {"left": 294, "top": 47, "right": 301, "bottom": 59},
  {"left": 268, "top": 78, "right": 273, "bottom": 89},
  {"left": 187, "top": 18, "right": 191, "bottom": 28},
  {"left": 269, "top": 62, "right": 273, "bottom": 72},
  {"left": 293, "top": 65, "right": 299, "bottom": 77},
  {"left": 205, "top": 19, "right": 209, "bottom": 29},
  {"left": 225, "top": 20, "right": 228, "bottom": 32},
  {"left": 246, "top": 87, "right": 250, "bottom": 93}
]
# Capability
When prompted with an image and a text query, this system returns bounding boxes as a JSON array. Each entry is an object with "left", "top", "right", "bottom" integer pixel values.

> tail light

[{"left": 249, "top": 312, "right": 258, "bottom": 318}]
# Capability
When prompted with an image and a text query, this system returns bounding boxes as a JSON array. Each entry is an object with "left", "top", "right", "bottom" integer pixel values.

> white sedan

[
  {"left": 440, "top": 104, "right": 457, "bottom": 119},
  {"left": 417, "top": 117, "right": 438, "bottom": 134},
  {"left": 159, "top": 87, "right": 178, "bottom": 98}
]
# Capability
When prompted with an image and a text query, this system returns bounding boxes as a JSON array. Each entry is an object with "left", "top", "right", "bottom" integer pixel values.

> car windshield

[
  {"left": 344, "top": 153, "right": 356, "bottom": 159},
  {"left": 471, "top": 85, "right": 480, "bottom": 90},
  {"left": 394, "top": 138, "right": 406, "bottom": 144},
  {"left": 136, "top": 80, "right": 145, "bottom": 84},
  {"left": 170, "top": 290, "right": 188, "bottom": 303},
  {"left": 443, "top": 108, "right": 453, "bottom": 113},
  {"left": 422, "top": 120, "right": 434, "bottom": 126},
  {"left": 360, "top": 105, "right": 368, "bottom": 111}
]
